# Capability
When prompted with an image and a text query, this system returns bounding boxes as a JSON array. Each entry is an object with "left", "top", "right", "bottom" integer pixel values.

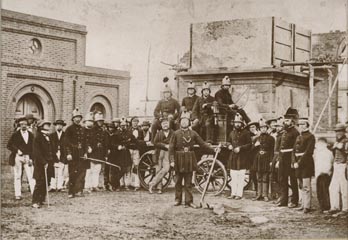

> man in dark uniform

[
  {"left": 50, "top": 120, "right": 67, "bottom": 192},
  {"left": 227, "top": 113, "right": 252, "bottom": 200},
  {"left": 65, "top": 108, "right": 87, "bottom": 198},
  {"left": 32, "top": 120, "right": 56, "bottom": 208},
  {"left": 277, "top": 108, "right": 299, "bottom": 208},
  {"left": 151, "top": 84, "right": 180, "bottom": 141},
  {"left": 270, "top": 117, "right": 284, "bottom": 202},
  {"left": 214, "top": 76, "right": 250, "bottom": 133},
  {"left": 104, "top": 122, "right": 117, "bottom": 191},
  {"left": 292, "top": 117, "right": 315, "bottom": 213},
  {"left": 192, "top": 81, "right": 215, "bottom": 142},
  {"left": 181, "top": 81, "right": 199, "bottom": 124},
  {"left": 89, "top": 112, "right": 109, "bottom": 192},
  {"left": 251, "top": 118, "right": 275, "bottom": 202},
  {"left": 169, "top": 116, "right": 215, "bottom": 208}
]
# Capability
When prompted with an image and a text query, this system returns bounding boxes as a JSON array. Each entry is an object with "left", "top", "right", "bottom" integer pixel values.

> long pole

[
  {"left": 145, "top": 45, "right": 151, "bottom": 117},
  {"left": 313, "top": 59, "right": 347, "bottom": 133},
  {"left": 309, "top": 65, "right": 314, "bottom": 127}
]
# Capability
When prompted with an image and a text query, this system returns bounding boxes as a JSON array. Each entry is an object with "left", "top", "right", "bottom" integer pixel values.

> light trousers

[
  {"left": 128, "top": 149, "right": 140, "bottom": 188},
  {"left": 329, "top": 162, "right": 348, "bottom": 212},
  {"left": 150, "top": 150, "right": 170, "bottom": 189},
  {"left": 297, "top": 177, "right": 312, "bottom": 209},
  {"left": 230, "top": 169, "right": 246, "bottom": 197},
  {"left": 50, "top": 162, "right": 66, "bottom": 190},
  {"left": 85, "top": 162, "right": 102, "bottom": 189},
  {"left": 13, "top": 154, "right": 35, "bottom": 197}
]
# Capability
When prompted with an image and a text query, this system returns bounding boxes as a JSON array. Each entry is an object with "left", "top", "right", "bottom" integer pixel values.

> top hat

[
  {"left": 283, "top": 107, "right": 299, "bottom": 120},
  {"left": 53, "top": 120, "right": 66, "bottom": 126}
]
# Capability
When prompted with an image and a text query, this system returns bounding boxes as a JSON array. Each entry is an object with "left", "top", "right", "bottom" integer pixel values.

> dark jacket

[
  {"left": 109, "top": 129, "right": 135, "bottom": 168},
  {"left": 7, "top": 130, "right": 34, "bottom": 166},
  {"left": 50, "top": 130, "right": 67, "bottom": 164},
  {"left": 279, "top": 126, "right": 300, "bottom": 164},
  {"left": 215, "top": 88, "right": 234, "bottom": 108},
  {"left": 192, "top": 95, "right": 215, "bottom": 121},
  {"left": 252, "top": 132, "right": 275, "bottom": 172},
  {"left": 32, "top": 132, "right": 56, "bottom": 180},
  {"left": 169, "top": 129, "right": 214, "bottom": 173},
  {"left": 65, "top": 123, "right": 86, "bottom": 165},
  {"left": 293, "top": 130, "right": 315, "bottom": 178},
  {"left": 154, "top": 98, "right": 181, "bottom": 120},
  {"left": 181, "top": 95, "right": 199, "bottom": 112},
  {"left": 90, "top": 125, "right": 109, "bottom": 160},
  {"left": 128, "top": 127, "right": 144, "bottom": 150},
  {"left": 154, "top": 129, "right": 174, "bottom": 151},
  {"left": 227, "top": 128, "right": 252, "bottom": 170}
]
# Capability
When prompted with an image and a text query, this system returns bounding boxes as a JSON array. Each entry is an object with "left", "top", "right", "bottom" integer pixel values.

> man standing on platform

[{"left": 277, "top": 108, "right": 299, "bottom": 208}]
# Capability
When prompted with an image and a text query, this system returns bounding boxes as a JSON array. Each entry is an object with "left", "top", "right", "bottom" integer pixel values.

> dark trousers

[
  {"left": 110, "top": 167, "right": 127, "bottom": 189},
  {"left": 316, "top": 174, "right": 331, "bottom": 211},
  {"left": 68, "top": 161, "right": 86, "bottom": 194},
  {"left": 175, "top": 172, "right": 193, "bottom": 204},
  {"left": 250, "top": 170, "right": 258, "bottom": 191},
  {"left": 104, "top": 164, "right": 110, "bottom": 187},
  {"left": 270, "top": 170, "right": 280, "bottom": 199},
  {"left": 32, "top": 171, "right": 46, "bottom": 204},
  {"left": 278, "top": 155, "right": 299, "bottom": 205}
]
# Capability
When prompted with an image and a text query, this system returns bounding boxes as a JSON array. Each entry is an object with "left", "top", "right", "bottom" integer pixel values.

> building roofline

[
  {"left": 1, "top": 9, "right": 87, "bottom": 35},
  {"left": 176, "top": 67, "right": 323, "bottom": 81}
]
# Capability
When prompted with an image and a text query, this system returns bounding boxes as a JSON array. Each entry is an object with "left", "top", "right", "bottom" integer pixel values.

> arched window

[{"left": 90, "top": 102, "right": 106, "bottom": 116}]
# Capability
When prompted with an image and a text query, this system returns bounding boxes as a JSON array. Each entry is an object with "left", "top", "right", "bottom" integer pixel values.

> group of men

[{"left": 6, "top": 75, "right": 348, "bottom": 214}]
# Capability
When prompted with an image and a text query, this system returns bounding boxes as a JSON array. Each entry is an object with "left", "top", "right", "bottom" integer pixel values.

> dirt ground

[{"left": 1, "top": 165, "right": 347, "bottom": 240}]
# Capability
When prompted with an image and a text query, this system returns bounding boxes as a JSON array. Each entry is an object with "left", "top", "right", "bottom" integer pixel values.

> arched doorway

[
  {"left": 15, "top": 93, "right": 44, "bottom": 120},
  {"left": 90, "top": 102, "right": 106, "bottom": 116}
]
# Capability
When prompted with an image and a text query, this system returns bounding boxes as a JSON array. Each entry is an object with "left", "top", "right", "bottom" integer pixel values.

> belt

[
  {"left": 280, "top": 148, "right": 293, "bottom": 153},
  {"left": 259, "top": 151, "right": 268, "bottom": 155},
  {"left": 176, "top": 147, "right": 192, "bottom": 152},
  {"left": 295, "top": 152, "right": 305, "bottom": 157}
]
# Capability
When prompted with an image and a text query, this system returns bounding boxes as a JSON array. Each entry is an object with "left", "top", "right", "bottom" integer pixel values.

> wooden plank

[{"left": 274, "top": 43, "right": 292, "bottom": 61}]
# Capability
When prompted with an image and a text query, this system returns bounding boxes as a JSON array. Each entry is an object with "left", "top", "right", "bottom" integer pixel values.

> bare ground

[{"left": 1, "top": 165, "right": 347, "bottom": 240}]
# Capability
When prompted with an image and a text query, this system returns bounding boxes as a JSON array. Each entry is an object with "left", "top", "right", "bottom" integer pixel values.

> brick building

[
  {"left": 176, "top": 17, "right": 345, "bottom": 133},
  {"left": 1, "top": 9, "right": 130, "bottom": 161}
]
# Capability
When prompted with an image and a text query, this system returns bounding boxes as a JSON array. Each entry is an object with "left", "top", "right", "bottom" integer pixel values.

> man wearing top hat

[
  {"left": 292, "top": 117, "right": 315, "bottom": 213},
  {"left": 277, "top": 107, "right": 300, "bottom": 208},
  {"left": 192, "top": 81, "right": 216, "bottom": 143},
  {"left": 227, "top": 113, "right": 252, "bottom": 200},
  {"left": 152, "top": 83, "right": 181, "bottom": 141},
  {"left": 169, "top": 116, "right": 216, "bottom": 208},
  {"left": 65, "top": 108, "right": 87, "bottom": 198},
  {"left": 49, "top": 120, "right": 67, "bottom": 192},
  {"left": 7, "top": 116, "right": 36, "bottom": 200},
  {"left": 32, "top": 120, "right": 56, "bottom": 208}
]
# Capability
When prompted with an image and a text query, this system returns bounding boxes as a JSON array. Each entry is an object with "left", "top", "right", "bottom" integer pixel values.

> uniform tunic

[
  {"left": 252, "top": 133, "right": 275, "bottom": 172},
  {"left": 169, "top": 129, "right": 214, "bottom": 173},
  {"left": 65, "top": 124, "right": 86, "bottom": 163},
  {"left": 181, "top": 95, "right": 199, "bottom": 112},
  {"left": 91, "top": 125, "right": 109, "bottom": 161},
  {"left": 227, "top": 128, "right": 252, "bottom": 170},
  {"left": 293, "top": 130, "right": 315, "bottom": 178},
  {"left": 110, "top": 129, "right": 135, "bottom": 169},
  {"left": 154, "top": 98, "right": 181, "bottom": 120},
  {"left": 191, "top": 95, "right": 215, "bottom": 122}
]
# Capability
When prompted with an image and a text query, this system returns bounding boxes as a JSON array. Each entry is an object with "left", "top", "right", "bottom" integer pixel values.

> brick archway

[
  {"left": 7, "top": 82, "right": 57, "bottom": 124},
  {"left": 87, "top": 95, "right": 113, "bottom": 121}
]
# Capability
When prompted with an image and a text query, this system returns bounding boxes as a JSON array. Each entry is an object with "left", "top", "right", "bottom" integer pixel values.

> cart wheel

[
  {"left": 138, "top": 150, "right": 172, "bottom": 190},
  {"left": 194, "top": 157, "right": 228, "bottom": 196}
]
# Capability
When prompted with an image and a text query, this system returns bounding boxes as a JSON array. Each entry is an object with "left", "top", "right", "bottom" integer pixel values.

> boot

[
  {"left": 252, "top": 182, "right": 263, "bottom": 201},
  {"left": 263, "top": 182, "right": 269, "bottom": 202}
]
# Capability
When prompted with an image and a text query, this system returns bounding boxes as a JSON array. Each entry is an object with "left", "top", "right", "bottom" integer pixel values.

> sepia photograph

[{"left": 0, "top": 0, "right": 347, "bottom": 239}]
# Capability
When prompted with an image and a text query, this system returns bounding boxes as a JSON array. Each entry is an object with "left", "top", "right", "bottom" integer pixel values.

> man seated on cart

[
  {"left": 215, "top": 76, "right": 251, "bottom": 134},
  {"left": 151, "top": 83, "right": 180, "bottom": 141},
  {"left": 192, "top": 81, "right": 216, "bottom": 143}
]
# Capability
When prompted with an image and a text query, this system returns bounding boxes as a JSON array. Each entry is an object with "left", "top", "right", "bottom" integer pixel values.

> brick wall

[{"left": 1, "top": 9, "right": 130, "bottom": 162}]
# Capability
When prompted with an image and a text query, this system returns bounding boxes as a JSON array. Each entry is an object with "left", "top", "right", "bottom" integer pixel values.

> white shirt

[
  {"left": 57, "top": 130, "right": 63, "bottom": 140},
  {"left": 164, "top": 131, "right": 169, "bottom": 138},
  {"left": 21, "top": 130, "right": 29, "bottom": 144},
  {"left": 313, "top": 145, "right": 334, "bottom": 178}
]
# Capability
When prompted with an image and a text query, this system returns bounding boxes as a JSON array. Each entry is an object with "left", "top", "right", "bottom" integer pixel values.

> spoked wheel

[
  {"left": 194, "top": 157, "right": 228, "bottom": 196},
  {"left": 138, "top": 150, "right": 172, "bottom": 190}
]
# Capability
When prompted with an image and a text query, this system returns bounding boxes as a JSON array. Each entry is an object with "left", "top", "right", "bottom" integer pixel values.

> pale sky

[{"left": 2, "top": 0, "right": 347, "bottom": 115}]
